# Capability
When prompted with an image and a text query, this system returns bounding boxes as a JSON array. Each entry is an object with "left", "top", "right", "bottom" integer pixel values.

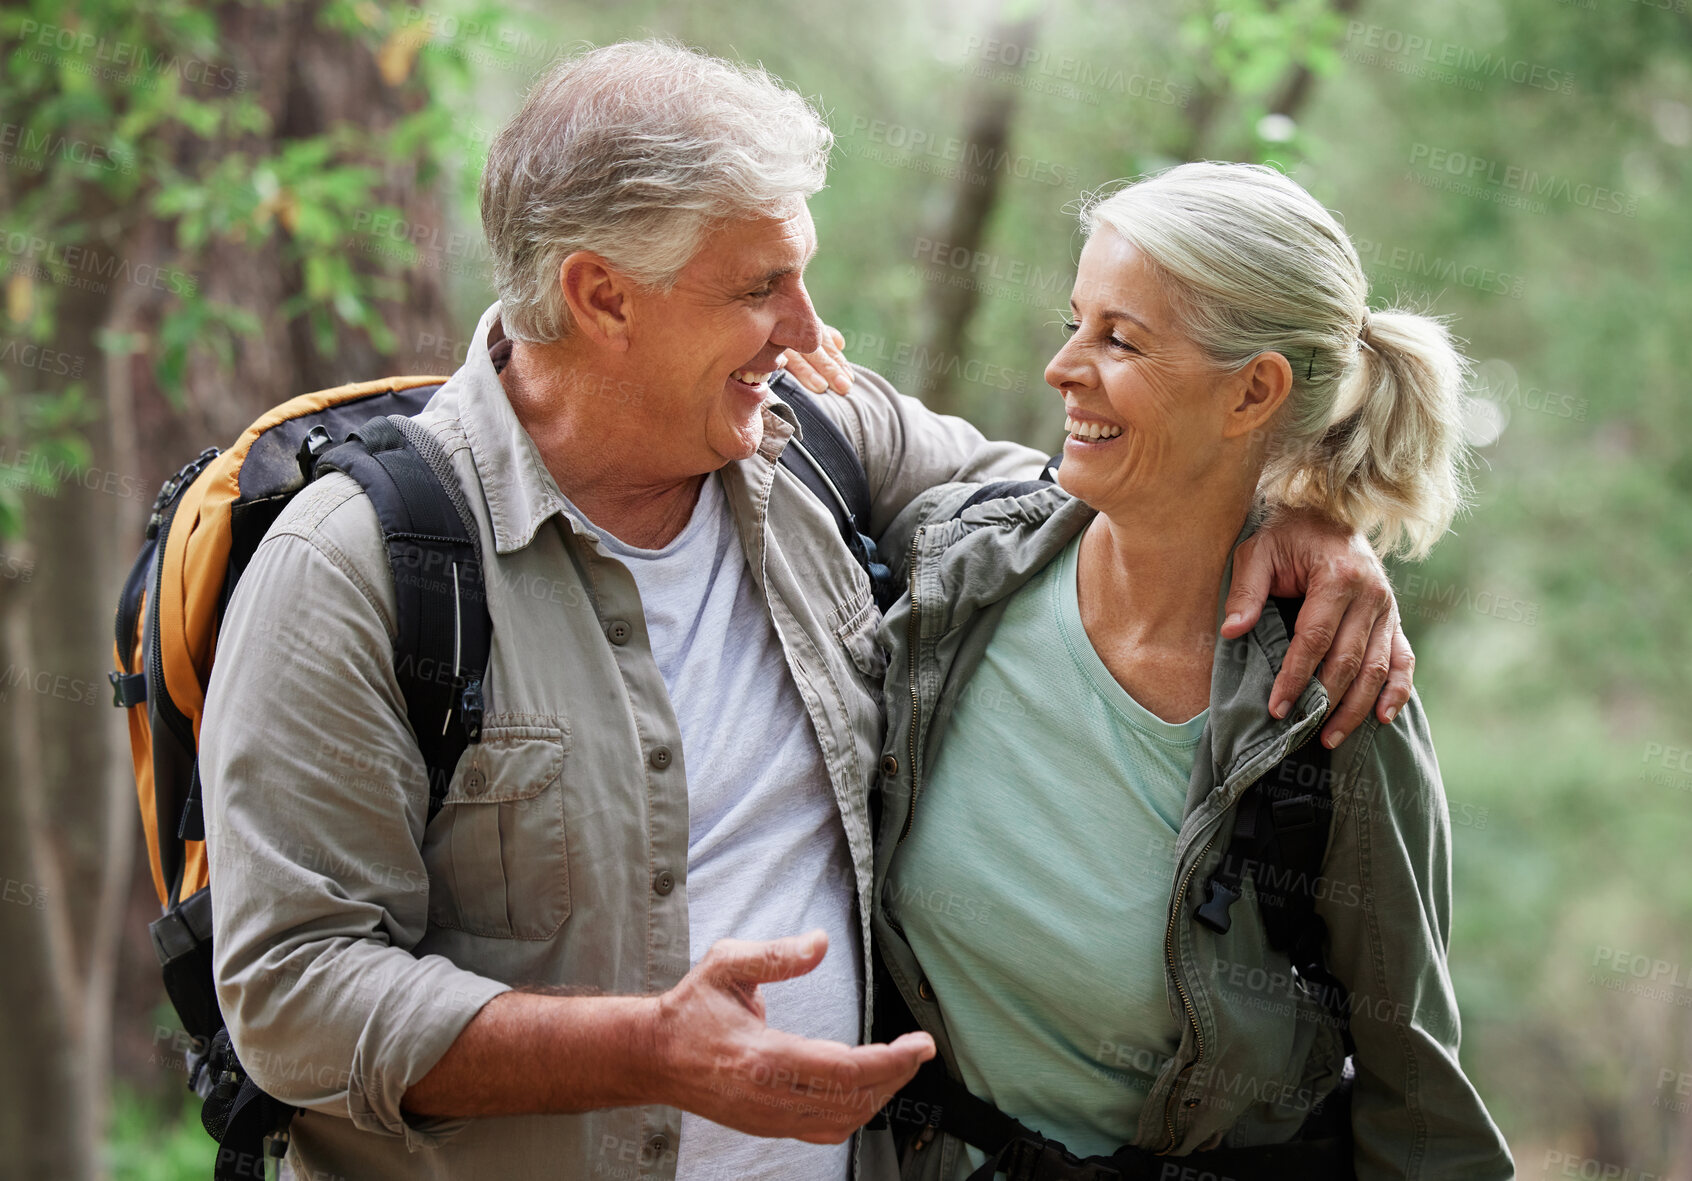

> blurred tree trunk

[
  {"left": 1178, "top": 0, "right": 1363, "bottom": 163},
  {"left": 0, "top": 2, "right": 457, "bottom": 1177},
  {"left": 913, "top": 5, "right": 1042, "bottom": 416},
  {"left": 0, "top": 531, "right": 95, "bottom": 1181}
]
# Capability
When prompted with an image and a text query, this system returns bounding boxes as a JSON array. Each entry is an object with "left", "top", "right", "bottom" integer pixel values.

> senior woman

[{"left": 870, "top": 162, "right": 1514, "bottom": 1180}]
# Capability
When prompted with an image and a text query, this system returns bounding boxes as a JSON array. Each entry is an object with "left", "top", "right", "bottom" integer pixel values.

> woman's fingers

[{"left": 777, "top": 326, "right": 854, "bottom": 396}]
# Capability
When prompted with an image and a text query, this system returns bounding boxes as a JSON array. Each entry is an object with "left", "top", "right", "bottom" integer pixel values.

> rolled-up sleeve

[
  {"left": 199, "top": 474, "right": 509, "bottom": 1150},
  {"left": 807, "top": 364, "right": 1050, "bottom": 539}
]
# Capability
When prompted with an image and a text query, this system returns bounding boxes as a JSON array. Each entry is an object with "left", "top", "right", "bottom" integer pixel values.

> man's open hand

[
  {"left": 652, "top": 931, "right": 934, "bottom": 1143},
  {"left": 1222, "top": 507, "right": 1412, "bottom": 749}
]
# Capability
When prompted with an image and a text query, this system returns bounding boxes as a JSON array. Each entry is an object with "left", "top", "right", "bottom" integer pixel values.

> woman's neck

[{"left": 1075, "top": 488, "right": 1257, "bottom": 722}]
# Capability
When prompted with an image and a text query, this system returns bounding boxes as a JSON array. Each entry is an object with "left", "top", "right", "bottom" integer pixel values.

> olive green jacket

[{"left": 870, "top": 482, "right": 1514, "bottom": 1180}]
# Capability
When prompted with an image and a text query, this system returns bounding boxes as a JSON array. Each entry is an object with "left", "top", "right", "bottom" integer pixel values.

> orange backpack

[{"left": 109, "top": 374, "right": 494, "bottom": 1175}]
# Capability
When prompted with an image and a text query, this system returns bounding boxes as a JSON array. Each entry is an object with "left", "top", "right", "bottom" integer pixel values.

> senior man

[{"left": 199, "top": 40, "right": 1412, "bottom": 1181}]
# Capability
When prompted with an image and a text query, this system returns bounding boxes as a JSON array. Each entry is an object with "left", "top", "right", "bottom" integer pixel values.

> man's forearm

[{"left": 402, "top": 991, "right": 663, "bottom": 1118}]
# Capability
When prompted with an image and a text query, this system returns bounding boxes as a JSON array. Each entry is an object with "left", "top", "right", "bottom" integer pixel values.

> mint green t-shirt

[{"left": 886, "top": 531, "right": 1207, "bottom": 1159}]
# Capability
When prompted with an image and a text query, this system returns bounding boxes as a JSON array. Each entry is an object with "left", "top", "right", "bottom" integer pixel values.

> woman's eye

[
  {"left": 1108, "top": 335, "right": 1135, "bottom": 352},
  {"left": 1061, "top": 320, "right": 1080, "bottom": 334},
  {"left": 747, "top": 287, "right": 774, "bottom": 300}
]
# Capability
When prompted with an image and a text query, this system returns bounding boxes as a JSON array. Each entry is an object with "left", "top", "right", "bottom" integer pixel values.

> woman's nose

[{"left": 1045, "top": 337, "right": 1086, "bottom": 392}]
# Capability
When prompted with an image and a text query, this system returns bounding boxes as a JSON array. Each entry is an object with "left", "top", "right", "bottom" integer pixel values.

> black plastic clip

[
  {"left": 108, "top": 670, "right": 147, "bottom": 708},
  {"left": 296, "top": 425, "right": 333, "bottom": 482},
  {"left": 1195, "top": 878, "right": 1242, "bottom": 934},
  {"left": 460, "top": 677, "right": 484, "bottom": 744}
]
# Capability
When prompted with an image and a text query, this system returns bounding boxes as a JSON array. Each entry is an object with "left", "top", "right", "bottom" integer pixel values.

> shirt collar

[{"left": 451, "top": 302, "right": 799, "bottom": 555}]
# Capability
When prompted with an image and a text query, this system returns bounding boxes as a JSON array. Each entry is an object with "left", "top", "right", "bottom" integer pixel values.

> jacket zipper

[
  {"left": 1159, "top": 721, "right": 1325, "bottom": 1151},
  {"left": 1160, "top": 827, "right": 1218, "bottom": 1151},
  {"left": 897, "top": 525, "right": 926, "bottom": 844}
]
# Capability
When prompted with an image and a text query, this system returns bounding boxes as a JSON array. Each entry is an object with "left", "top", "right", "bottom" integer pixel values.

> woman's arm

[{"left": 1318, "top": 697, "right": 1516, "bottom": 1179}]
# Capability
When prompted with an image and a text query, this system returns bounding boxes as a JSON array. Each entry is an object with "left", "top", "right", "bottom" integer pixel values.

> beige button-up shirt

[{"left": 199, "top": 302, "right": 1046, "bottom": 1180}]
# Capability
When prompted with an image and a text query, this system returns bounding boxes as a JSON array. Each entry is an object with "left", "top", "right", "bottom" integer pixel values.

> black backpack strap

[
  {"left": 1194, "top": 596, "right": 1355, "bottom": 1053},
  {"left": 312, "top": 415, "right": 491, "bottom": 822},
  {"left": 200, "top": 1028, "right": 297, "bottom": 1180},
  {"left": 889, "top": 1052, "right": 1353, "bottom": 1180},
  {"left": 945, "top": 452, "right": 1063, "bottom": 520},
  {"left": 774, "top": 372, "right": 899, "bottom": 612}
]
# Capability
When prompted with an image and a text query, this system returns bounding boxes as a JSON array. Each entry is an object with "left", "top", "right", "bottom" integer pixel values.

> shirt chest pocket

[
  {"left": 422, "top": 718, "right": 571, "bottom": 940},
  {"left": 833, "top": 586, "right": 888, "bottom": 684}
]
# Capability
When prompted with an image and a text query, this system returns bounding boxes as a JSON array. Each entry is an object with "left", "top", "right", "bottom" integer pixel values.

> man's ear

[
  {"left": 559, "top": 251, "right": 634, "bottom": 350},
  {"left": 1223, "top": 351, "right": 1294, "bottom": 441}
]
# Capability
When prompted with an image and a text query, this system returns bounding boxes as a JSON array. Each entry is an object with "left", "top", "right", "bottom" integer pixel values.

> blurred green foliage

[{"left": 107, "top": 1088, "right": 213, "bottom": 1181}]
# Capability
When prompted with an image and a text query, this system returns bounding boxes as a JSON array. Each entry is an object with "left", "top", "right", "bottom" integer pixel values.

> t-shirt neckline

[{"left": 1052, "top": 532, "right": 1210, "bottom": 745}]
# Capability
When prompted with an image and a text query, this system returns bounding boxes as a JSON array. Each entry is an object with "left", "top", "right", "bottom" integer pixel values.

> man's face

[{"left": 622, "top": 201, "right": 823, "bottom": 475}]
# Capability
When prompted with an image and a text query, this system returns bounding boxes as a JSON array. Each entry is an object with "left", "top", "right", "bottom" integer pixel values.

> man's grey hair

[{"left": 481, "top": 40, "right": 833, "bottom": 343}]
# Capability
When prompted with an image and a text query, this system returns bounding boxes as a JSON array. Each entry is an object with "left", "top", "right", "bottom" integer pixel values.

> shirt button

[
  {"left": 880, "top": 754, "right": 899, "bottom": 776},
  {"left": 917, "top": 978, "right": 935, "bottom": 1001},
  {"left": 464, "top": 768, "right": 487, "bottom": 796},
  {"left": 1184, "top": 1096, "right": 1201, "bottom": 1108},
  {"left": 608, "top": 620, "right": 632, "bottom": 645},
  {"left": 650, "top": 746, "right": 672, "bottom": 770},
  {"left": 648, "top": 1133, "right": 670, "bottom": 1157},
  {"left": 654, "top": 870, "right": 675, "bottom": 896}
]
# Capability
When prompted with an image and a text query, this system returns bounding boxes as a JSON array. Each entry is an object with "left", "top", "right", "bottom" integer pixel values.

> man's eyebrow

[{"left": 737, "top": 243, "right": 818, "bottom": 288}]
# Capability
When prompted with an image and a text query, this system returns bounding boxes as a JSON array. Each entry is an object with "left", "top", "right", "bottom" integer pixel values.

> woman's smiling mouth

[{"left": 1064, "top": 414, "right": 1124, "bottom": 441}]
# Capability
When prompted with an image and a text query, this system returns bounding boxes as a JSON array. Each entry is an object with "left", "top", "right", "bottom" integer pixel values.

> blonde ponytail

[{"left": 1261, "top": 308, "right": 1473, "bottom": 560}]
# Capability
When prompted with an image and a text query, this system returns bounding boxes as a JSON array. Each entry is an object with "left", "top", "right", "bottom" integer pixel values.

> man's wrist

[{"left": 618, "top": 992, "right": 673, "bottom": 1109}]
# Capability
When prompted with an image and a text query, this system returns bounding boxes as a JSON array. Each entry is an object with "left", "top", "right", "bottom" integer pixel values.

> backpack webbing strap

[
  {"left": 774, "top": 370, "right": 872, "bottom": 525},
  {"left": 313, "top": 416, "right": 491, "bottom": 822},
  {"left": 1194, "top": 596, "right": 1355, "bottom": 1053},
  {"left": 200, "top": 1028, "right": 296, "bottom": 1180},
  {"left": 773, "top": 372, "right": 900, "bottom": 612},
  {"left": 948, "top": 471, "right": 1060, "bottom": 520},
  {"left": 889, "top": 1053, "right": 1353, "bottom": 1180}
]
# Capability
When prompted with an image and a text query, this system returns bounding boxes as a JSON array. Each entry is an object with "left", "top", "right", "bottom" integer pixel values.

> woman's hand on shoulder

[{"left": 779, "top": 325, "right": 854, "bottom": 396}]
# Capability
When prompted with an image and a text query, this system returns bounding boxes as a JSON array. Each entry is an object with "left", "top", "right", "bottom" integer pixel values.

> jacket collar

[
  {"left": 445, "top": 302, "right": 800, "bottom": 555},
  {"left": 918, "top": 487, "right": 1329, "bottom": 794}
]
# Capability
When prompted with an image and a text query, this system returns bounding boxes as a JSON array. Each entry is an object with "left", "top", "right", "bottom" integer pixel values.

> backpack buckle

[
  {"left": 1194, "top": 878, "right": 1241, "bottom": 934},
  {"left": 296, "top": 425, "right": 333, "bottom": 482},
  {"left": 108, "top": 670, "right": 147, "bottom": 708},
  {"left": 460, "top": 677, "right": 484, "bottom": 744}
]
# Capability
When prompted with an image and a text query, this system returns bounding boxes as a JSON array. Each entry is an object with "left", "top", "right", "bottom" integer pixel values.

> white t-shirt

[{"left": 590, "top": 472, "right": 861, "bottom": 1181}]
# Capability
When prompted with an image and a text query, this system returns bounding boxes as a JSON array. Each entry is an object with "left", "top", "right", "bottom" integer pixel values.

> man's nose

[{"left": 771, "top": 281, "right": 823, "bottom": 356}]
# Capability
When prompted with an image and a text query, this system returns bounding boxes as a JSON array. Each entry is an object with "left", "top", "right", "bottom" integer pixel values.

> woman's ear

[
  {"left": 1223, "top": 351, "right": 1294, "bottom": 440},
  {"left": 559, "top": 251, "right": 634, "bottom": 350}
]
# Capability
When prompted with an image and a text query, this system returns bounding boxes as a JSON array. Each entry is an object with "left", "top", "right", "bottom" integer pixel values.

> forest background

[{"left": 1, "top": 0, "right": 1688, "bottom": 1175}]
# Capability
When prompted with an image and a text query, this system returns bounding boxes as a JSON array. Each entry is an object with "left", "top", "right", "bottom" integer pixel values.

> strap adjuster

[
  {"left": 108, "top": 670, "right": 147, "bottom": 708},
  {"left": 1001, "top": 1136, "right": 1122, "bottom": 1181}
]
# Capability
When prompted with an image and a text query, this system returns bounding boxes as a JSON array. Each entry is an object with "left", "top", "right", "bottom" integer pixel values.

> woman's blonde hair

[{"left": 1079, "top": 162, "right": 1472, "bottom": 560}]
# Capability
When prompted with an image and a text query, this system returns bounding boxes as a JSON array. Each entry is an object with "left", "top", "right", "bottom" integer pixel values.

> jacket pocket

[{"left": 422, "top": 717, "right": 571, "bottom": 939}]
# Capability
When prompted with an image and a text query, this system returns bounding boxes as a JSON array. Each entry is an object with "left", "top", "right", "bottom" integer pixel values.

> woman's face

[{"left": 1044, "top": 226, "right": 1243, "bottom": 518}]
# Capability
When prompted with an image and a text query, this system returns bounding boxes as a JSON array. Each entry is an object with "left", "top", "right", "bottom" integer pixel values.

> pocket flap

[{"left": 443, "top": 717, "right": 567, "bottom": 804}]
